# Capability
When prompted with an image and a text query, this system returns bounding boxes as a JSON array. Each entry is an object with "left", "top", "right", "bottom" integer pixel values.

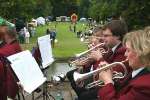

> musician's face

[
  {"left": 94, "top": 31, "right": 104, "bottom": 43},
  {"left": 0, "top": 26, "right": 12, "bottom": 43},
  {"left": 91, "top": 37, "right": 99, "bottom": 45},
  {"left": 0, "top": 26, "right": 6, "bottom": 40},
  {"left": 125, "top": 41, "right": 142, "bottom": 70},
  {"left": 102, "top": 28, "right": 119, "bottom": 48}
]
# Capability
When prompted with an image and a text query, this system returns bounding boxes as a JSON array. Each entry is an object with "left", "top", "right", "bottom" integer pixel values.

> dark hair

[
  {"left": 92, "top": 26, "right": 102, "bottom": 33},
  {"left": 103, "top": 20, "right": 128, "bottom": 41}
]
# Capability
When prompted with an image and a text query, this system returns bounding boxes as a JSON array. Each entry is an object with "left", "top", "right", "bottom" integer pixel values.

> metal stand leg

[
  {"left": 31, "top": 81, "right": 55, "bottom": 100},
  {"left": 31, "top": 67, "right": 55, "bottom": 100},
  {"left": 43, "top": 81, "right": 55, "bottom": 100},
  {"left": 32, "top": 92, "right": 34, "bottom": 100}
]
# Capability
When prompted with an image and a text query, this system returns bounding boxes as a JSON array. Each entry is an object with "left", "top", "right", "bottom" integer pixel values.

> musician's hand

[
  {"left": 76, "top": 67, "right": 83, "bottom": 72},
  {"left": 76, "top": 81, "right": 84, "bottom": 88},
  {"left": 89, "top": 49, "right": 103, "bottom": 61},
  {"left": 88, "top": 43, "right": 95, "bottom": 49},
  {"left": 98, "top": 62, "right": 113, "bottom": 85},
  {"left": 17, "top": 82, "right": 25, "bottom": 94},
  {"left": 88, "top": 36, "right": 99, "bottom": 48},
  {"left": 93, "top": 73, "right": 99, "bottom": 81}
]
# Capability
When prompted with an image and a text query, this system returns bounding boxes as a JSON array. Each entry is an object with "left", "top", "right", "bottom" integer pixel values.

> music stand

[
  {"left": 7, "top": 50, "right": 47, "bottom": 98},
  {"left": 32, "top": 35, "right": 54, "bottom": 100}
]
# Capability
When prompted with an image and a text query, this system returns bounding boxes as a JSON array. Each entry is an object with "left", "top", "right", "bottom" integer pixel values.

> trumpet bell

[
  {"left": 75, "top": 53, "right": 82, "bottom": 57},
  {"left": 73, "top": 72, "right": 83, "bottom": 82}
]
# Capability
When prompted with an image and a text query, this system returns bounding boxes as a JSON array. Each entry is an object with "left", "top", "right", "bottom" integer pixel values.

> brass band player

[
  {"left": 98, "top": 28, "right": 150, "bottom": 100},
  {"left": 89, "top": 20, "right": 133, "bottom": 97},
  {"left": 67, "top": 27, "right": 105, "bottom": 100},
  {"left": 67, "top": 20, "right": 132, "bottom": 100}
]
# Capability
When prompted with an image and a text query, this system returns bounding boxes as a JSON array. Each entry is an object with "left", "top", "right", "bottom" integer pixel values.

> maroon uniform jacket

[
  {"left": 92, "top": 43, "right": 131, "bottom": 71},
  {"left": 0, "top": 40, "right": 22, "bottom": 99},
  {"left": 0, "top": 40, "right": 21, "bottom": 57},
  {"left": 82, "top": 43, "right": 128, "bottom": 71},
  {"left": 92, "top": 43, "right": 132, "bottom": 82},
  {"left": 104, "top": 43, "right": 132, "bottom": 73},
  {"left": 0, "top": 55, "right": 8, "bottom": 100},
  {"left": 98, "top": 68, "right": 150, "bottom": 100},
  {"left": 32, "top": 46, "right": 42, "bottom": 65}
]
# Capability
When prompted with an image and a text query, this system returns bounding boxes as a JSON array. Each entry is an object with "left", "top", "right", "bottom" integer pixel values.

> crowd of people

[
  {"left": 0, "top": 16, "right": 150, "bottom": 100},
  {"left": 15, "top": 18, "right": 36, "bottom": 44}
]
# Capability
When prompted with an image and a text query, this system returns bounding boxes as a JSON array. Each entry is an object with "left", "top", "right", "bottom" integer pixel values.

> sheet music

[
  {"left": 38, "top": 35, "right": 54, "bottom": 68},
  {"left": 7, "top": 50, "right": 46, "bottom": 94}
]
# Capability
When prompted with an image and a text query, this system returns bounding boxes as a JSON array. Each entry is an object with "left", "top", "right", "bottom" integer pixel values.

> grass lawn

[{"left": 21, "top": 22, "right": 88, "bottom": 58}]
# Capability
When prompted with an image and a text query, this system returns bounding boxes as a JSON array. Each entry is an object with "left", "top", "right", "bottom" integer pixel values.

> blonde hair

[{"left": 123, "top": 29, "right": 150, "bottom": 65}]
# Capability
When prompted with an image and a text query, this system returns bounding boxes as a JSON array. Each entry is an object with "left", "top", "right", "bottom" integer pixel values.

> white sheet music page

[
  {"left": 7, "top": 50, "right": 46, "bottom": 94},
  {"left": 38, "top": 35, "right": 54, "bottom": 68}
]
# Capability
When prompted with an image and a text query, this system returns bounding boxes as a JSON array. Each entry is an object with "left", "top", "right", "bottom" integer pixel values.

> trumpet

[
  {"left": 73, "top": 60, "right": 128, "bottom": 89},
  {"left": 75, "top": 43, "right": 106, "bottom": 57},
  {"left": 68, "top": 43, "right": 109, "bottom": 67},
  {"left": 68, "top": 56, "right": 90, "bottom": 67}
]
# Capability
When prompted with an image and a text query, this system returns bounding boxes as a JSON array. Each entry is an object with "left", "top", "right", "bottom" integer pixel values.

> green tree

[
  {"left": 78, "top": 0, "right": 90, "bottom": 18},
  {"left": 34, "top": 0, "right": 52, "bottom": 17},
  {"left": 0, "top": 0, "right": 52, "bottom": 21},
  {"left": 88, "top": 0, "right": 150, "bottom": 30},
  {"left": 50, "top": 0, "right": 78, "bottom": 17}
]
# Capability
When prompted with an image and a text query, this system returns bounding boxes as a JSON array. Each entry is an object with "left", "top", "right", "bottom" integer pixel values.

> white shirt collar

[
  {"left": 132, "top": 67, "right": 145, "bottom": 78},
  {"left": 112, "top": 42, "right": 121, "bottom": 53}
]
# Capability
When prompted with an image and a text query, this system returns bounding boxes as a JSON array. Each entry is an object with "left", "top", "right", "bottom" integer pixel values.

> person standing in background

[
  {"left": 50, "top": 29, "right": 56, "bottom": 48},
  {"left": 24, "top": 27, "right": 30, "bottom": 44}
]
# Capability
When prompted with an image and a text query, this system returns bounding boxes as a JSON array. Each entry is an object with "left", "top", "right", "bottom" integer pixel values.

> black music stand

[
  {"left": 31, "top": 61, "right": 55, "bottom": 100},
  {"left": 32, "top": 35, "right": 55, "bottom": 100}
]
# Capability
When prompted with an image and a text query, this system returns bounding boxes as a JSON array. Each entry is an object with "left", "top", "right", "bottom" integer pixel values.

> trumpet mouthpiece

[{"left": 122, "top": 59, "right": 128, "bottom": 63}]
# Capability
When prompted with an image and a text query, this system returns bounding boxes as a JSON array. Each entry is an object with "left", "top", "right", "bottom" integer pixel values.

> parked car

[
  {"left": 79, "top": 17, "right": 87, "bottom": 22},
  {"left": 46, "top": 16, "right": 53, "bottom": 22}
]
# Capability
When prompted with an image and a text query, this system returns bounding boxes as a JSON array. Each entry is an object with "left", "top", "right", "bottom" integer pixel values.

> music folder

[{"left": 7, "top": 50, "right": 47, "bottom": 94}]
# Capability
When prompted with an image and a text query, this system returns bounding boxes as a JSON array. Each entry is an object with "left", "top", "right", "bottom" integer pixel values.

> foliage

[
  {"left": 88, "top": 0, "right": 150, "bottom": 30},
  {"left": 34, "top": 0, "right": 52, "bottom": 18},
  {"left": 51, "top": 0, "right": 78, "bottom": 18},
  {"left": 78, "top": 0, "right": 90, "bottom": 18},
  {"left": 0, "top": 0, "right": 52, "bottom": 21}
]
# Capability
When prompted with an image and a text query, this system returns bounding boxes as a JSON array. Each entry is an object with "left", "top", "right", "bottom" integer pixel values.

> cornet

[
  {"left": 75, "top": 43, "right": 106, "bottom": 57},
  {"left": 73, "top": 60, "right": 128, "bottom": 89},
  {"left": 68, "top": 43, "right": 109, "bottom": 67}
]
